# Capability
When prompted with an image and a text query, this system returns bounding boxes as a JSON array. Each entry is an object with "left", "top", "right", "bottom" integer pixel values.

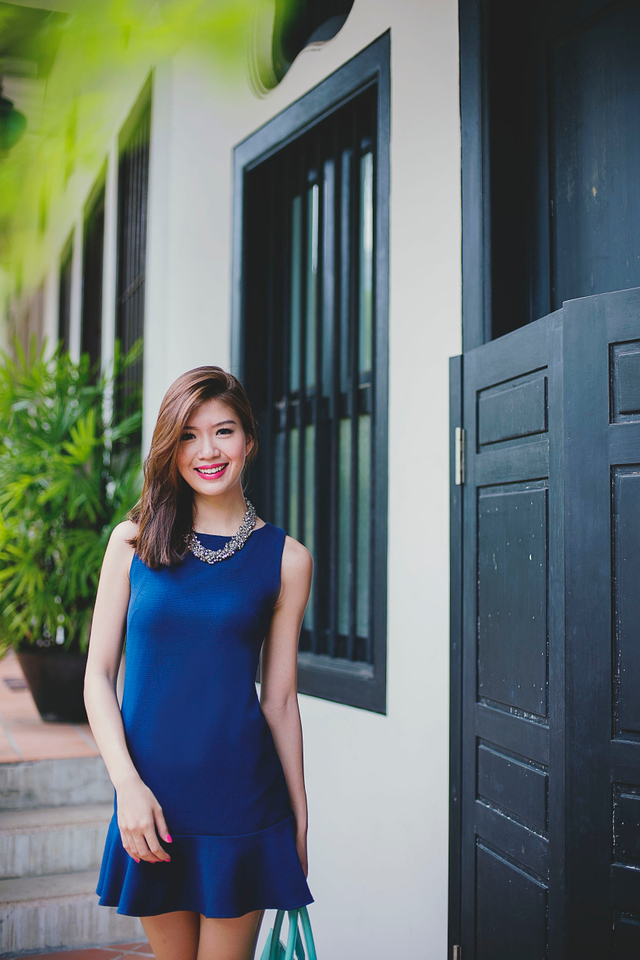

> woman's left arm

[{"left": 259, "top": 535, "right": 313, "bottom": 877}]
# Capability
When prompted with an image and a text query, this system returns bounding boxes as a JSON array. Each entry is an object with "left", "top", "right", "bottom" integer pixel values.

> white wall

[{"left": 143, "top": 1, "right": 462, "bottom": 956}]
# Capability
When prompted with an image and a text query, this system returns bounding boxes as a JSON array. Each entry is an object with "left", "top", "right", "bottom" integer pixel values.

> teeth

[{"left": 197, "top": 465, "right": 226, "bottom": 475}]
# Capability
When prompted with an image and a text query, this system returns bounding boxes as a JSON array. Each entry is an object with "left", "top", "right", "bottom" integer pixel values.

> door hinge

[
  {"left": 453, "top": 946, "right": 461, "bottom": 960},
  {"left": 455, "top": 427, "right": 465, "bottom": 485}
]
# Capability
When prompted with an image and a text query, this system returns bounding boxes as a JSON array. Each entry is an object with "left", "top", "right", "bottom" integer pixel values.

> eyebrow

[{"left": 182, "top": 419, "right": 237, "bottom": 430}]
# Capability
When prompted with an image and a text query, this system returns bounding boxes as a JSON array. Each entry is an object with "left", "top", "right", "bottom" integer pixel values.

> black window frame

[
  {"left": 81, "top": 168, "right": 106, "bottom": 379},
  {"left": 232, "top": 31, "right": 390, "bottom": 714},
  {"left": 115, "top": 76, "right": 152, "bottom": 446}
]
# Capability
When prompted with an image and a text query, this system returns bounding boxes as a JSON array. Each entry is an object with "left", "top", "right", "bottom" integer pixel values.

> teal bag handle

[{"left": 260, "top": 906, "right": 317, "bottom": 960}]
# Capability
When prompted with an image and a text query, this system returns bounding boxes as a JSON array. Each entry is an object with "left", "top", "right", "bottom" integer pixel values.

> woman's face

[{"left": 176, "top": 397, "right": 253, "bottom": 499}]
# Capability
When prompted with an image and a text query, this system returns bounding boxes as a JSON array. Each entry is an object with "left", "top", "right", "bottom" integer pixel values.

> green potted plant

[{"left": 0, "top": 336, "right": 143, "bottom": 722}]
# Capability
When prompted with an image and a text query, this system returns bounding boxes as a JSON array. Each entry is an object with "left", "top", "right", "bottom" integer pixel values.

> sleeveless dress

[{"left": 95, "top": 521, "right": 314, "bottom": 918}]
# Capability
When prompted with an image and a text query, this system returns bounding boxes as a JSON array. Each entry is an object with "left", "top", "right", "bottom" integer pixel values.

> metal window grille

[
  {"left": 58, "top": 236, "right": 73, "bottom": 353},
  {"left": 81, "top": 184, "right": 105, "bottom": 377},
  {"left": 116, "top": 99, "right": 150, "bottom": 435},
  {"left": 244, "top": 86, "right": 378, "bottom": 669}
]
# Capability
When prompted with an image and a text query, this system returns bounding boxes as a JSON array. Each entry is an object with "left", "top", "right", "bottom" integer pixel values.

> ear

[{"left": 245, "top": 434, "right": 254, "bottom": 455}]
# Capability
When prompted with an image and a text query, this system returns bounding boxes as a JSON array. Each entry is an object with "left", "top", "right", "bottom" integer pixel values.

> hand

[
  {"left": 115, "top": 775, "right": 172, "bottom": 863},
  {"left": 296, "top": 829, "right": 309, "bottom": 878}
]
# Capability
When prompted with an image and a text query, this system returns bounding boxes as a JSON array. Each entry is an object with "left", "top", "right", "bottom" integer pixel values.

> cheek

[
  {"left": 176, "top": 448, "right": 190, "bottom": 475},
  {"left": 228, "top": 437, "right": 248, "bottom": 461}
]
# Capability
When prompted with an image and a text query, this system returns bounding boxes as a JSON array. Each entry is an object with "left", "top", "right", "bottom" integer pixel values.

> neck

[{"left": 192, "top": 489, "right": 248, "bottom": 536}]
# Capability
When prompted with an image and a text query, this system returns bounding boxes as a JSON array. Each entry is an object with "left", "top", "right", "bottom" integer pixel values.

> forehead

[{"left": 185, "top": 397, "right": 237, "bottom": 426}]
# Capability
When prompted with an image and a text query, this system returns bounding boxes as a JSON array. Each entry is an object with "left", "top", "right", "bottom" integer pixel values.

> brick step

[
  {"left": 0, "top": 803, "right": 114, "bottom": 880},
  {"left": 0, "top": 870, "right": 144, "bottom": 957}
]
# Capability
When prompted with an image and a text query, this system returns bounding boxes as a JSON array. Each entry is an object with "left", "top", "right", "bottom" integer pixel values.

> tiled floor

[
  {"left": 15, "top": 942, "right": 153, "bottom": 959},
  {"left": 0, "top": 650, "right": 100, "bottom": 763}
]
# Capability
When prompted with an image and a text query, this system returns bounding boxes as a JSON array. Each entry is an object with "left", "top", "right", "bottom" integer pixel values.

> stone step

[
  {"left": 0, "top": 757, "right": 114, "bottom": 810},
  {"left": 0, "top": 803, "right": 114, "bottom": 879},
  {"left": 0, "top": 869, "right": 144, "bottom": 957}
]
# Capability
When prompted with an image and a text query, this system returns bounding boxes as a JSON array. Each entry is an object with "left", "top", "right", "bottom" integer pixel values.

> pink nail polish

[
  {"left": 166, "top": 856, "right": 171, "bottom": 862},
  {"left": 134, "top": 858, "right": 140, "bottom": 863},
  {"left": 165, "top": 834, "right": 172, "bottom": 842}
]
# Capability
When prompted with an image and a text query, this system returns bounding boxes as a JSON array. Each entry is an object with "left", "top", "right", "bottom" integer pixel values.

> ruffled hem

[{"left": 95, "top": 811, "right": 314, "bottom": 918}]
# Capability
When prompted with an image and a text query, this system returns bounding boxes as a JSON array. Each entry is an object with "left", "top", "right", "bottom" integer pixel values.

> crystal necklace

[{"left": 184, "top": 499, "right": 257, "bottom": 564}]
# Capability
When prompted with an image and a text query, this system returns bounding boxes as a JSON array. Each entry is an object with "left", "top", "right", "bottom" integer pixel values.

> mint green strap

[
  {"left": 272, "top": 910, "right": 285, "bottom": 946},
  {"left": 265, "top": 905, "right": 317, "bottom": 960},
  {"left": 284, "top": 909, "right": 299, "bottom": 960},
  {"left": 298, "top": 907, "right": 317, "bottom": 960},
  {"left": 262, "top": 910, "right": 285, "bottom": 960}
]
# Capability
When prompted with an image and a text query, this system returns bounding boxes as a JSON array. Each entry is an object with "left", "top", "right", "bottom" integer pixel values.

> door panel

[
  {"left": 477, "top": 482, "right": 548, "bottom": 717},
  {"left": 461, "top": 310, "right": 564, "bottom": 958},
  {"left": 476, "top": 842, "right": 548, "bottom": 960}
]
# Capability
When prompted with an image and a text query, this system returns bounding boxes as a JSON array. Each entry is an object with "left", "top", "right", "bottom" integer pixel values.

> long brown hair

[{"left": 127, "top": 366, "right": 258, "bottom": 568}]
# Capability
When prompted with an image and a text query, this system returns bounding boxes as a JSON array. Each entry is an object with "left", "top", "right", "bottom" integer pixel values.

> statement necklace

[{"left": 184, "top": 499, "right": 257, "bottom": 564}]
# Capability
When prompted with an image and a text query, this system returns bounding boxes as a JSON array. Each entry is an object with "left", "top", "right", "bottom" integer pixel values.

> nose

[{"left": 197, "top": 434, "right": 221, "bottom": 460}]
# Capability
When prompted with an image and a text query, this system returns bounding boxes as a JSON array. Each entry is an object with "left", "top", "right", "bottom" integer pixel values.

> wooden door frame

[
  {"left": 453, "top": 6, "right": 479, "bottom": 943},
  {"left": 449, "top": 356, "right": 463, "bottom": 957}
]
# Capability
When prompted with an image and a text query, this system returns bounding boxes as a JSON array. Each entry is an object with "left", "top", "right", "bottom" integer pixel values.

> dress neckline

[{"left": 192, "top": 521, "right": 271, "bottom": 540}]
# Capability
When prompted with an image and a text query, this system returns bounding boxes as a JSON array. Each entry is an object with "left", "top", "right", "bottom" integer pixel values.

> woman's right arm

[{"left": 84, "top": 520, "right": 171, "bottom": 864}]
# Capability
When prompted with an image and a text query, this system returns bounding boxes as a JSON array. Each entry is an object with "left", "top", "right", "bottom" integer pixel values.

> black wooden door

[
  {"left": 455, "top": 286, "right": 640, "bottom": 959},
  {"left": 564, "top": 286, "right": 640, "bottom": 957},
  {"left": 459, "top": 310, "right": 565, "bottom": 959}
]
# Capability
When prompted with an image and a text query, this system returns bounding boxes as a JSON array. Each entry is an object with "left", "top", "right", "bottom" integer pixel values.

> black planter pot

[{"left": 16, "top": 648, "right": 89, "bottom": 723}]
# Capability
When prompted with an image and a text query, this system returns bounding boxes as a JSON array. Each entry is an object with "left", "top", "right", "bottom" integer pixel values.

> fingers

[
  {"left": 154, "top": 806, "right": 172, "bottom": 847},
  {"left": 119, "top": 820, "right": 171, "bottom": 863},
  {"left": 120, "top": 829, "right": 144, "bottom": 863},
  {"left": 116, "top": 786, "right": 172, "bottom": 863},
  {"left": 143, "top": 820, "right": 171, "bottom": 862}
]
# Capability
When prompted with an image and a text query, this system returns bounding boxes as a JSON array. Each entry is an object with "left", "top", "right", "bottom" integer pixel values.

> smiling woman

[
  {"left": 83, "top": 366, "right": 314, "bottom": 960},
  {"left": 178, "top": 407, "right": 248, "bottom": 495}
]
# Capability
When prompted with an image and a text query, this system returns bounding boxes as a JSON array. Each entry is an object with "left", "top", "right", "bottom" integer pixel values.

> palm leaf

[{"left": 0, "top": 336, "right": 144, "bottom": 653}]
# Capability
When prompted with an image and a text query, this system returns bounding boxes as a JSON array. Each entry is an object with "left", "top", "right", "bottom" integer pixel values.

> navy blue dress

[{"left": 96, "top": 521, "right": 313, "bottom": 918}]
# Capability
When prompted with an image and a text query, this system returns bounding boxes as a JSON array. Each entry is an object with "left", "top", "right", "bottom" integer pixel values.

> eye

[
  {"left": 180, "top": 431, "right": 195, "bottom": 441},
  {"left": 217, "top": 428, "right": 233, "bottom": 435}
]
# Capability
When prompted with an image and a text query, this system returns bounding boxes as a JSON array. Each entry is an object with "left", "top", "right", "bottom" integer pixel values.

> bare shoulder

[
  {"left": 104, "top": 519, "right": 138, "bottom": 579},
  {"left": 109, "top": 518, "right": 139, "bottom": 546},
  {"left": 274, "top": 535, "right": 312, "bottom": 608},
  {"left": 281, "top": 534, "right": 313, "bottom": 582}
]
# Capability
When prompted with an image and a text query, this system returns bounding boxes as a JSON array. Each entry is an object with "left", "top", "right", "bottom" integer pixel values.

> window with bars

[
  {"left": 81, "top": 180, "right": 105, "bottom": 378},
  {"left": 115, "top": 89, "right": 151, "bottom": 442},
  {"left": 235, "top": 34, "right": 389, "bottom": 712},
  {"left": 58, "top": 235, "right": 73, "bottom": 353}
]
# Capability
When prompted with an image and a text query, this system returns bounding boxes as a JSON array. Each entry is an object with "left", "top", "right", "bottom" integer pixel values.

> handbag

[{"left": 260, "top": 906, "right": 317, "bottom": 960}]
